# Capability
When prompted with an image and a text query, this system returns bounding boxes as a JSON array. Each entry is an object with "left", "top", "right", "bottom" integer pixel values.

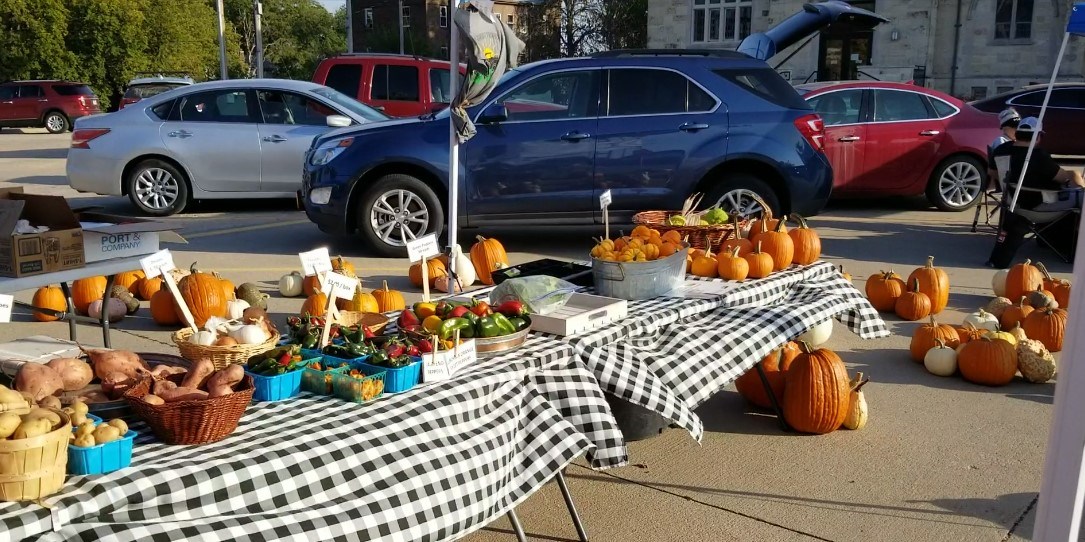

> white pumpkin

[
  {"left": 924, "top": 340, "right": 958, "bottom": 376},
  {"left": 230, "top": 324, "right": 269, "bottom": 345},
  {"left": 451, "top": 245, "right": 476, "bottom": 286},
  {"left": 189, "top": 330, "right": 216, "bottom": 346},
  {"left": 225, "top": 299, "right": 250, "bottom": 320},
  {"left": 87, "top": 299, "right": 126, "bottom": 322},
  {"left": 797, "top": 320, "right": 833, "bottom": 347},
  {"left": 992, "top": 268, "right": 1009, "bottom": 297},
  {"left": 963, "top": 309, "right": 999, "bottom": 332},
  {"left": 279, "top": 271, "right": 304, "bottom": 297}
]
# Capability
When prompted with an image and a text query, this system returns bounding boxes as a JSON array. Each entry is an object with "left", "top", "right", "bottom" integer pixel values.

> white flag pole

[
  {"left": 447, "top": 2, "right": 461, "bottom": 279},
  {"left": 1007, "top": 31, "right": 1070, "bottom": 212}
]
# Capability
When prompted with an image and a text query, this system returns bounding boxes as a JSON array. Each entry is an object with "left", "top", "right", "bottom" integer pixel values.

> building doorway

[{"left": 818, "top": 1, "right": 875, "bottom": 81}]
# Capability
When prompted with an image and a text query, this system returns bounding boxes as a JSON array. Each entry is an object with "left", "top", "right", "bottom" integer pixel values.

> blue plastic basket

[
  {"left": 352, "top": 356, "right": 422, "bottom": 393},
  {"left": 68, "top": 421, "right": 137, "bottom": 475},
  {"left": 246, "top": 367, "right": 306, "bottom": 402}
]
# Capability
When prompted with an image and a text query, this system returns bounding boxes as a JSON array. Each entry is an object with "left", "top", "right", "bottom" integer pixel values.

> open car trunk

[{"left": 737, "top": 0, "right": 887, "bottom": 61}]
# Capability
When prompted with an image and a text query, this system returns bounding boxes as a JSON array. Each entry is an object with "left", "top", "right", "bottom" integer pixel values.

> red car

[
  {"left": 797, "top": 81, "right": 999, "bottom": 211},
  {"left": 0, "top": 80, "right": 102, "bottom": 133},
  {"left": 312, "top": 53, "right": 465, "bottom": 117},
  {"left": 970, "top": 83, "right": 1085, "bottom": 157}
]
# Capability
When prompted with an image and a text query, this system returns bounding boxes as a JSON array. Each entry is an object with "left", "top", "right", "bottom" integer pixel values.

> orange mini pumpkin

[
  {"left": 999, "top": 297, "right": 1034, "bottom": 331},
  {"left": 788, "top": 214, "right": 821, "bottom": 266},
  {"left": 138, "top": 276, "right": 164, "bottom": 301},
  {"left": 301, "top": 292, "right": 329, "bottom": 317},
  {"left": 720, "top": 214, "right": 753, "bottom": 257},
  {"left": 690, "top": 245, "right": 719, "bottom": 278},
  {"left": 758, "top": 220, "right": 794, "bottom": 272},
  {"left": 717, "top": 246, "right": 749, "bottom": 281},
  {"left": 907, "top": 256, "right": 950, "bottom": 314},
  {"left": 372, "top": 280, "right": 406, "bottom": 312},
  {"left": 409, "top": 258, "right": 448, "bottom": 288},
  {"left": 865, "top": 270, "right": 905, "bottom": 312},
  {"left": 150, "top": 289, "right": 180, "bottom": 326},
  {"left": 743, "top": 241, "right": 774, "bottom": 279},
  {"left": 895, "top": 279, "right": 931, "bottom": 321},
  {"left": 32, "top": 285, "right": 66, "bottom": 322},
  {"left": 71, "top": 276, "right": 107, "bottom": 316}
]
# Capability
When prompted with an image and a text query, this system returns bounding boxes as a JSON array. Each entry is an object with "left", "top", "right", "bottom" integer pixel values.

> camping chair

[
  {"left": 972, "top": 154, "right": 1010, "bottom": 233},
  {"left": 1003, "top": 182, "right": 1081, "bottom": 263}
]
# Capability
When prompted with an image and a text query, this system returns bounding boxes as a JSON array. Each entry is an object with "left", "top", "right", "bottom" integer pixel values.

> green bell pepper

[
  {"left": 491, "top": 313, "right": 517, "bottom": 335},
  {"left": 301, "top": 330, "right": 320, "bottom": 350},
  {"left": 478, "top": 316, "right": 502, "bottom": 338},
  {"left": 508, "top": 316, "right": 529, "bottom": 332},
  {"left": 438, "top": 317, "right": 472, "bottom": 340}
]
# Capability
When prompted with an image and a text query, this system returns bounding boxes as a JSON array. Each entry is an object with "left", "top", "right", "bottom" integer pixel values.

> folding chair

[
  {"left": 972, "top": 154, "right": 1010, "bottom": 233},
  {"left": 1003, "top": 183, "right": 1081, "bottom": 263}
]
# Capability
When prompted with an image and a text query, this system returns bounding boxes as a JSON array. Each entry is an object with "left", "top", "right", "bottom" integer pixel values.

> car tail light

[
  {"left": 71, "top": 128, "right": 110, "bottom": 149},
  {"left": 794, "top": 113, "right": 825, "bottom": 153}
]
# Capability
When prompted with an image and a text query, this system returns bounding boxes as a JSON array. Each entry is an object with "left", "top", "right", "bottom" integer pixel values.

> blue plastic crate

[
  {"left": 68, "top": 421, "right": 137, "bottom": 475},
  {"left": 352, "top": 356, "right": 422, "bottom": 393},
  {"left": 246, "top": 368, "right": 304, "bottom": 402}
]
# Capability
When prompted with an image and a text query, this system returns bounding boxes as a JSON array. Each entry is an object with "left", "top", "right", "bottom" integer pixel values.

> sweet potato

[
  {"left": 181, "top": 358, "right": 215, "bottom": 390},
  {"left": 157, "top": 387, "right": 208, "bottom": 403},
  {"left": 45, "top": 357, "right": 94, "bottom": 391},
  {"left": 150, "top": 365, "right": 186, "bottom": 378},
  {"left": 100, "top": 373, "right": 137, "bottom": 400},
  {"left": 205, "top": 365, "right": 244, "bottom": 392},
  {"left": 207, "top": 384, "right": 234, "bottom": 398},
  {"left": 79, "top": 346, "right": 149, "bottom": 381},
  {"left": 14, "top": 363, "right": 64, "bottom": 402},
  {"left": 152, "top": 379, "right": 177, "bottom": 395}
]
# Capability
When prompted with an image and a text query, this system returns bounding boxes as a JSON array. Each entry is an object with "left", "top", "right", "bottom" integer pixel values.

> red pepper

[
  {"left": 417, "top": 339, "right": 433, "bottom": 354},
  {"left": 363, "top": 326, "right": 377, "bottom": 339},
  {"left": 406, "top": 345, "right": 420, "bottom": 357},
  {"left": 470, "top": 300, "right": 492, "bottom": 317},
  {"left": 495, "top": 300, "right": 527, "bottom": 317},
  {"left": 449, "top": 305, "right": 470, "bottom": 318},
  {"left": 278, "top": 351, "right": 292, "bottom": 366},
  {"left": 386, "top": 343, "right": 406, "bottom": 358}
]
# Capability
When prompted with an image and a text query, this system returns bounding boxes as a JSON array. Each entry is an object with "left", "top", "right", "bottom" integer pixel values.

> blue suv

[{"left": 303, "top": 1, "right": 882, "bottom": 256}]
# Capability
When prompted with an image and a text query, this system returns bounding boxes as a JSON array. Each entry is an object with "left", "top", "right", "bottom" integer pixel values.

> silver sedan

[{"left": 67, "top": 79, "right": 387, "bottom": 216}]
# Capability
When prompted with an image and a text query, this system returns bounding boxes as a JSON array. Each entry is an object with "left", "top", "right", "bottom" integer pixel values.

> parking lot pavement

[{"left": 0, "top": 130, "right": 1075, "bottom": 541}]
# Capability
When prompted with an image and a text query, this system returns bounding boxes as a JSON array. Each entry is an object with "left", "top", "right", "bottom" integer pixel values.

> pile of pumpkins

[
  {"left": 686, "top": 211, "right": 822, "bottom": 280},
  {"left": 864, "top": 256, "right": 950, "bottom": 321},
  {"left": 907, "top": 259, "right": 1067, "bottom": 386},
  {"left": 278, "top": 256, "right": 406, "bottom": 317},
  {"left": 734, "top": 319, "right": 871, "bottom": 434},
  {"left": 405, "top": 236, "right": 510, "bottom": 293}
]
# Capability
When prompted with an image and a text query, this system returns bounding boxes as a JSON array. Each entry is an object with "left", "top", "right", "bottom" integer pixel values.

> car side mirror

[
  {"left": 478, "top": 104, "right": 509, "bottom": 124},
  {"left": 326, "top": 115, "right": 351, "bottom": 128}
]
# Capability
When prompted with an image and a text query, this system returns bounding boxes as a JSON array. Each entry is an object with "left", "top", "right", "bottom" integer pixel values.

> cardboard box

[
  {"left": 0, "top": 188, "right": 85, "bottom": 278},
  {"left": 77, "top": 212, "right": 186, "bottom": 263}
]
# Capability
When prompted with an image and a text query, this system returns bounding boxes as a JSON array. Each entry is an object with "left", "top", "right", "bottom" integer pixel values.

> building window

[
  {"left": 507, "top": 14, "right": 514, "bottom": 27},
  {"left": 971, "top": 86, "right": 988, "bottom": 100},
  {"left": 402, "top": 6, "right": 410, "bottom": 28},
  {"left": 364, "top": 8, "right": 373, "bottom": 29},
  {"left": 995, "top": 0, "right": 1032, "bottom": 39},
  {"left": 440, "top": 6, "right": 448, "bottom": 28},
  {"left": 692, "top": 0, "right": 752, "bottom": 43}
]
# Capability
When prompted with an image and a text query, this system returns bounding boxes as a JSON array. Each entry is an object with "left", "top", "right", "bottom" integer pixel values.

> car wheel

[
  {"left": 927, "top": 156, "right": 985, "bottom": 211},
  {"left": 126, "top": 159, "right": 190, "bottom": 217},
  {"left": 704, "top": 173, "right": 782, "bottom": 218},
  {"left": 43, "top": 112, "right": 68, "bottom": 134},
  {"left": 356, "top": 174, "right": 444, "bottom": 257}
]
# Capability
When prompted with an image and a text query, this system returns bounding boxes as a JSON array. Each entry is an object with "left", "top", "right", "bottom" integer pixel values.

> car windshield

[{"left": 311, "top": 86, "right": 389, "bottom": 122}]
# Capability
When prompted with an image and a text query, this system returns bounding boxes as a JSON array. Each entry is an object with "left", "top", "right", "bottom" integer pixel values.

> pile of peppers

[{"left": 398, "top": 299, "right": 530, "bottom": 341}]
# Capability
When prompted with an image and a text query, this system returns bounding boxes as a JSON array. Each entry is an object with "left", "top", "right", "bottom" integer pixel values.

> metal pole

[
  {"left": 1007, "top": 31, "right": 1070, "bottom": 212},
  {"left": 555, "top": 471, "right": 589, "bottom": 542},
  {"left": 399, "top": 0, "right": 405, "bottom": 54},
  {"left": 254, "top": 0, "right": 264, "bottom": 78},
  {"left": 948, "top": 0, "right": 962, "bottom": 96},
  {"left": 506, "top": 510, "right": 527, "bottom": 542},
  {"left": 345, "top": 0, "right": 353, "bottom": 53},
  {"left": 447, "top": 3, "right": 459, "bottom": 271},
  {"left": 216, "top": 0, "right": 228, "bottom": 79}
]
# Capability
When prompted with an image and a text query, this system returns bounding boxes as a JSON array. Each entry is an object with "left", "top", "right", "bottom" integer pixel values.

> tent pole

[
  {"left": 448, "top": 2, "right": 460, "bottom": 270},
  {"left": 1007, "top": 31, "right": 1070, "bottom": 212}
]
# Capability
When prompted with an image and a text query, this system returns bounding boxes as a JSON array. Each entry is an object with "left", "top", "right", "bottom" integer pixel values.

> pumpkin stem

[
  {"left": 730, "top": 246, "right": 741, "bottom": 258},
  {"left": 382, "top": 280, "right": 389, "bottom": 292},
  {"left": 704, "top": 242, "right": 714, "bottom": 259},
  {"left": 925, "top": 255, "right": 935, "bottom": 269},
  {"left": 774, "top": 218, "right": 787, "bottom": 232},
  {"left": 928, "top": 315, "right": 936, "bottom": 326},
  {"left": 798, "top": 340, "right": 814, "bottom": 354},
  {"left": 190, "top": 262, "right": 199, "bottom": 273},
  {"left": 755, "top": 240, "right": 762, "bottom": 254},
  {"left": 934, "top": 338, "right": 946, "bottom": 348},
  {"left": 853, "top": 378, "right": 870, "bottom": 393},
  {"left": 911, "top": 278, "right": 921, "bottom": 292},
  {"left": 1036, "top": 261, "right": 1056, "bottom": 282}
]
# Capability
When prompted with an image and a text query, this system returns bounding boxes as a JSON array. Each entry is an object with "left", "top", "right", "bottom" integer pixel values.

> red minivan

[{"left": 312, "top": 54, "right": 464, "bottom": 117}]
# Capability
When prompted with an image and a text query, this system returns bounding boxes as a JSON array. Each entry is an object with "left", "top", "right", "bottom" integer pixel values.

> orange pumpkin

[
  {"left": 1037, "top": 262, "right": 1071, "bottom": 309},
  {"left": 470, "top": 236, "right": 510, "bottom": 285},
  {"left": 71, "top": 276, "right": 108, "bottom": 315},
  {"left": 865, "top": 270, "right": 905, "bottom": 312},
  {"left": 734, "top": 342, "right": 801, "bottom": 409},
  {"left": 749, "top": 207, "right": 785, "bottom": 244},
  {"left": 782, "top": 342, "right": 850, "bottom": 434},
  {"left": 137, "top": 276, "right": 164, "bottom": 301},
  {"left": 174, "top": 263, "right": 226, "bottom": 327},
  {"left": 686, "top": 248, "right": 705, "bottom": 273},
  {"left": 956, "top": 324, "right": 987, "bottom": 345},
  {"left": 907, "top": 256, "right": 950, "bottom": 314},
  {"left": 999, "top": 297, "right": 1034, "bottom": 331},
  {"left": 301, "top": 292, "right": 329, "bottom": 317},
  {"left": 758, "top": 220, "right": 794, "bottom": 272},
  {"left": 1005, "top": 259, "right": 1044, "bottom": 305},
  {"left": 717, "top": 246, "right": 749, "bottom": 281},
  {"left": 331, "top": 256, "right": 356, "bottom": 277},
  {"left": 409, "top": 258, "right": 448, "bottom": 288},
  {"left": 690, "top": 245, "right": 718, "bottom": 278},
  {"left": 338, "top": 288, "right": 380, "bottom": 313},
  {"left": 661, "top": 230, "right": 682, "bottom": 244},
  {"left": 720, "top": 214, "right": 753, "bottom": 257},
  {"left": 150, "top": 289, "right": 180, "bottom": 326},
  {"left": 372, "top": 280, "right": 406, "bottom": 312},
  {"left": 1022, "top": 307, "right": 1068, "bottom": 352},
  {"left": 909, "top": 315, "right": 959, "bottom": 363},
  {"left": 788, "top": 214, "right": 821, "bottom": 266},
  {"left": 215, "top": 273, "right": 236, "bottom": 301},
  {"left": 743, "top": 241, "right": 774, "bottom": 279},
  {"left": 895, "top": 279, "right": 931, "bottom": 321},
  {"left": 957, "top": 336, "right": 1018, "bottom": 386},
  {"left": 32, "top": 285, "right": 66, "bottom": 322},
  {"left": 113, "top": 270, "right": 144, "bottom": 291}
]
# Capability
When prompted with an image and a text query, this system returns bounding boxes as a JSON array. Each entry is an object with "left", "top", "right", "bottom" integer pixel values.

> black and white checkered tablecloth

[
  {"left": 0, "top": 335, "right": 625, "bottom": 542},
  {"left": 562, "top": 261, "right": 888, "bottom": 440}
]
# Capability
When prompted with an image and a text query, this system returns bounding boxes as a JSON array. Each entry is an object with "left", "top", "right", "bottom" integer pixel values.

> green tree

[
  {"left": 0, "top": 0, "right": 80, "bottom": 82},
  {"left": 223, "top": 0, "right": 345, "bottom": 80},
  {"left": 66, "top": 0, "right": 151, "bottom": 109},
  {"left": 599, "top": 0, "right": 647, "bottom": 51},
  {"left": 144, "top": 0, "right": 222, "bottom": 80}
]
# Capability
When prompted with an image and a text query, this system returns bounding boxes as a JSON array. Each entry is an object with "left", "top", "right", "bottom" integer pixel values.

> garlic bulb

[
  {"left": 189, "top": 330, "right": 216, "bottom": 346},
  {"left": 226, "top": 299, "right": 250, "bottom": 320}
]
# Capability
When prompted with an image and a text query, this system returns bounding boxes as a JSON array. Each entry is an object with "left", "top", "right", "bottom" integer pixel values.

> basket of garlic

[{"left": 172, "top": 308, "right": 279, "bottom": 369}]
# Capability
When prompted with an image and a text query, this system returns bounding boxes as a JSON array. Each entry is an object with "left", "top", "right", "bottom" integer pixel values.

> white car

[{"left": 67, "top": 79, "right": 388, "bottom": 216}]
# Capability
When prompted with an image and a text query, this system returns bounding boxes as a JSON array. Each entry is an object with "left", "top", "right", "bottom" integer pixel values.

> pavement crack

[
  {"left": 1002, "top": 494, "right": 1039, "bottom": 542},
  {"left": 572, "top": 464, "right": 831, "bottom": 541}
]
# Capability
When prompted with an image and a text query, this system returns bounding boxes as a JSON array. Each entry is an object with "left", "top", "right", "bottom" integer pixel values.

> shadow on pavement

[
  {"left": 914, "top": 492, "right": 1037, "bottom": 531},
  {"left": 0, "top": 148, "right": 68, "bottom": 159},
  {"left": 5, "top": 175, "right": 68, "bottom": 186}
]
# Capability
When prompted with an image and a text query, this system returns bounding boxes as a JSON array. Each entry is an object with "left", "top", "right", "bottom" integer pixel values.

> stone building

[
  {"left": 649, "top": 0, "right": 1085, "bottom": 100},
  {"left": 351, "top": 0, "right": 542, "bottom": 60}
]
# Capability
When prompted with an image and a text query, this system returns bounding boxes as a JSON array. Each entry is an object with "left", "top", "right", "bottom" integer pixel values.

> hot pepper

[
  {"left": 470, "top": 300, "right": 493, "bottom": 317},
  {"left": 491, "top": 313, "right": 517, "bottom": 335},
  {"left": 417, "top": 338, "right": 434, "bottom": 353},
  {"left": 301, "top": 330, "right": 320, "bottom": 349},
  {"left": 495, "top": 300, "right": 528, "bottom": 317},
  {"left": 438, "top": 317, "right": 471, "bottom": 340},
  {"left": 477, "top": 316, "right": 502, "bottom": 338}
]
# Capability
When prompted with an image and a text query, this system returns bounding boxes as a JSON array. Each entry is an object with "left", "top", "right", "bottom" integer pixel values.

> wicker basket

[
  {"left": 334, "top": 311, "right": 390, "bottom": 334},
  {"left": 0, "top": 408, "right": 70, "bottom": 502},
  {"left": 123, "top": 374, "right": 254, "bottom": 445},
  {"left": 172, "top": 328, "right": 280, "bottom": 370},
  {"left": 632, "top": 210, "right": 749, "bottom": 251}
]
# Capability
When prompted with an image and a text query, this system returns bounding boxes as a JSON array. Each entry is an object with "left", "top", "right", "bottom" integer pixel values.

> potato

[
  {"left": 70, "top": 412, "right": 87, "bottom": 427},
  {"left": 142, "top": 394, "right": 165, "bottom": 405},
  {"left": 107, "top": 418, "right": 128, "bottom": 434},
  {"left": 157, "top": 387, "right": 208, "bottom": 403},
  {"left": 73, "top": 433, "right": 96, "bottom": 448},
  {"left": 45, "top": 357, "right": 94, "bottom": 391},
  {"left": 0, "top": 412, "right": 21, "bottom": 439},
  {"left": 205, "top": 364, "right": 244, "bottom": 392},
  {"left": 75, "top": 421, "right": 96, "bottom": 438},
  {"left": 0, "top": 387, "right": 25, "bottom": 404},
  {"left": 39, "top": 395, "right": 62, "bottom": 410},
  {"left": 12, "top": 418, "right": 51, "bottom": 439},
  {"left": 23, "top": 408, "right": 61, "bottom": 428},
  {"left": 92, "top": 424, "right": 120, "bottom": 444},
  {"left": 71, "top": 400, "right": 89, "bottom": 416},
  {"left": 14, "top": 363, "right": 64, "bottom": 402}
]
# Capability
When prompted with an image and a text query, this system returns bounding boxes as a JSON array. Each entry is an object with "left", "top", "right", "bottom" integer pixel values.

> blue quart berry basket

[
  {"left": 68, "top": 420, "right": 137, "bottom": 476},
  {"left": 245, "top": 366, "right": 306, "bottom": 402},
  {"left": 352, "top": 356, "right": 422, "bottom": 393}
]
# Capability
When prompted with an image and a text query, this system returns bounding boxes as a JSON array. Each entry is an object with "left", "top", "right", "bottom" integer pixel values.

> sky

[{"left": 317, "top": 0, "right": 344, "bottom": 12}]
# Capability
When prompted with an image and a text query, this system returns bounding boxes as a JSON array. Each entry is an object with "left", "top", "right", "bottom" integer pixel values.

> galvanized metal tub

[{"left": 590, "top": 246, "right": 689, "bottom": 300}]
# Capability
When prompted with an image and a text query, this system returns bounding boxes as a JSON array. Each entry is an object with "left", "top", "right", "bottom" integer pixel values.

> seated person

[
  {"left": 987, "top": 117, "right": 1084, "bottom": 268},
  {"left": 986, "top": 108, "right": 1019, "bottom": 191}
]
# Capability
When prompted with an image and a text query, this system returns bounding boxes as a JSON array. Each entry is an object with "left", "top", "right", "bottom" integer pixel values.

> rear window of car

[
  {"left": 324, "top": 64, "right": 363, "bottom": 99},
  {"left": 928, "top": 97, "right": 957, "bottom": 118},
  {"left": 125, "top": 84, "right": 183, "bottom": 99},
  {"left": 150, "top": 100, "right": 175, "bottom": 120},
  {"left": 52, "top": 85, "right": 95, "bottom": 96},
  {"left": 714, "top": 68, "right": 809, "bottom": 110}
]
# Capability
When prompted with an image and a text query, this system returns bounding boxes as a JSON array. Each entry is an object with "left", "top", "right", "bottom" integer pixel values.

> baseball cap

[
  {"left": 1017, "top": 116, "right": 1042, "bottom": 133},
  {"left": 998, "top": 108, "right": 1021, "bottom": 127}
]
